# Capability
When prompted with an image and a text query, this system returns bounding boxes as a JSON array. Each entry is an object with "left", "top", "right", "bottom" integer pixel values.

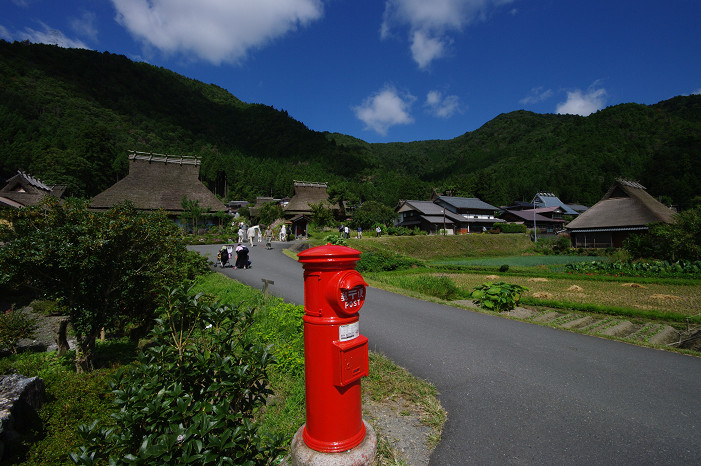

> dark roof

[
  {"left": 90, "top": 151, "right": 226, "bottom": 214},
  {"left": 0, "top": 170, "right": 66, "bottom": 208},
  {"left": 435, "top": 196, "right": 499, "bottom": 211},
  {"left": 501, "top": 209, "right": 565, "bottom": 224},
  {"left": 566, "top": 179, "right": 675, "bottom": 231}
]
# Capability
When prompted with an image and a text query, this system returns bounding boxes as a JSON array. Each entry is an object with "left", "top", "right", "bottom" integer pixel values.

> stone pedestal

[{"left": 288, "top": 420, "right": 376, "bottom": 466}]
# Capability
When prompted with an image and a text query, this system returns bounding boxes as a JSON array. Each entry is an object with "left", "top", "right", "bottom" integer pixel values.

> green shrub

[
  {"left": 250, "top": 300, "right": 305, "bottom": 375},
  {"left": 356, "top": 250, "right": 420, "bottom": 272},
  {"left": 70, "top": 286, "right": 283, "bottom": 465},
  {"left": 565, "top": 259, "right": 701, "bottom": 278},
  {"left": 323, "top": 234, "right": 347, "bottom": 246},
  {"left": 499, "top": 264, "right": 510, "bottom": 273},
  {"left": 28, "top": 299, "right": 68, "bottom": 316},
  {"left": 471, "top": 282, "right": 528, "bottom": 312},
  {"left": 0, "top": 307, "right": 36, "bottom": 354},
  {"left": 497, "top": 223, "right": 527, "bottom": 234},
  {"left": 391, "top": 275, "right": 462, "bottom": 300}
]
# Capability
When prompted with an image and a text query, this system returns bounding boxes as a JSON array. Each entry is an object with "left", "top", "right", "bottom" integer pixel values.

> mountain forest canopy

[{"left": 1, "top": 40, "right": 699, "bottom": 210}]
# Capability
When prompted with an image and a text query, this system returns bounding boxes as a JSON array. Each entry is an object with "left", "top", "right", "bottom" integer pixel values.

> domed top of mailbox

[{"left": 298, "top": 244, "right": 362, "bottom": 264}]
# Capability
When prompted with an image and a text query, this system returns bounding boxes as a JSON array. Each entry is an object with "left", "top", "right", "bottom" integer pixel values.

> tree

[
  {"left": 0, "top": 198, "right": 207, "bottom": 372},
  {"left": 350, "top": 201, "right": 396, "bottom": 230},
  {"left": 624, "top": 206, "right": 701, "bottom": 261},
  {"left": 181, "top": 196, "right": 205, "bottom": 233},
  {"left": 309, "top": 201, "right": 335, "bottom": 229},
  {"left": 258, "top": 201, "right": 283, "bottom": 226}
]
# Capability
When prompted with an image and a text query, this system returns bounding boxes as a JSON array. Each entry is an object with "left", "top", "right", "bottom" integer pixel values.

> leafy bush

[
  {"left": 323, "top": 234, "right": 347, "bottom": 246},
  {"left": 624, "top": 207, "right": 701, "bottom": 261},
  {"left": 250, "top": 301, "right": 305, "bottom": 375},
  {"left": 70, "top": 286, "right": 283, "bottom": 465},
  {"left": 391, "top": 275, "right": 462, "bottom": 300},
  {"left": 499, "top": 264, "right": 510, "bottom": 273},
  {"left": 565, "top": 259, "right": 701, "bottom": 278},
  {"left": 356, "top": 250, "right": 421, "bottom": 272},
  {"left": 0, "top": 307, "right": 36, "bottom": 354},
  {"left": 471, "top": 282, "right": 529, "bottom": 312},
  {"left": 0, "top": 198, "right": 207, "bottom": 372}
]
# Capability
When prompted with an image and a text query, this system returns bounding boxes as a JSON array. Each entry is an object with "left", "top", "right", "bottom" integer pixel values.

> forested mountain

[{"left": 1, "top": 40, "right": 699, "bottom": 210}]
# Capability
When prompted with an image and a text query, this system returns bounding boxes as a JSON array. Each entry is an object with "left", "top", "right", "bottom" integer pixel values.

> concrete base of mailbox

[{"left": 288, "top": 420, "right": 376, "bottom": 466}]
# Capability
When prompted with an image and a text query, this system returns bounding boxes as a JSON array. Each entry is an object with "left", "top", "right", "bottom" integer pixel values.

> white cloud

[
  {"left": 520, "top": 87, "right": 553, "bottom": 105},
  {"left": 425, "top": 90, "right": 462, "bottom": 118},
  {"left": 71, "top": 11, "right": 98, "bottom": 41},
  {"left": 692, "top": 89, "right": 701, "bottom": 95},
  {"left": 556, "top": 87, "right": 607, "bottom": 116},
  {"left": 0, "top": 25, "right": 10, "bottom": 41},
  {"left": 382, "top": 0, "right": 514, "bottom": 69},
  {"left": 8, "top": 22, "right": 90, "bottom": 49},
  {"left": 410, "top": 30, "right": 447, "bottom": 69},
  {"left": 353, "top": 85, "right": 416, "bottom": 136},
  {"left": 110, "top": 0, "right": 324, "bottom": 65}
]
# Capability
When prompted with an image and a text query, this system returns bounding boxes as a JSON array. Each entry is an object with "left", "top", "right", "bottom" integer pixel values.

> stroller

[
  {"left": 234, "top": 244, "right": 251, "bottom": 269},
  {"left": 217, "top": 246, "right": 230, "bottom": 268}
]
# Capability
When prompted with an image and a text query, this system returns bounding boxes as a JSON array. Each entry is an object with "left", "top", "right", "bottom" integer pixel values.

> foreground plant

[
  {"left": 0, "top": 198, "right": 208, "bottom": 372},
  {"left": 0, "top": 306, "right": 36, "bottom": 354},
  {"left": 471, "top": 282, "right": 529, "bottom": 312},
  {"left": 70, "top": 286, "right": 283, "bottom": 465}
]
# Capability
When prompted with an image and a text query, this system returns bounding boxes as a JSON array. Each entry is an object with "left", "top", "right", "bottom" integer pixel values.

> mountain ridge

[{"left": 1, "top": 40, "right": 699, "bottom": 209}]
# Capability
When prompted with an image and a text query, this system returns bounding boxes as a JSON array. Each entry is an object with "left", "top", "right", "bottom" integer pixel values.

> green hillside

[{"left": 1, "top": 40, "right": 699, "bottom": 209}]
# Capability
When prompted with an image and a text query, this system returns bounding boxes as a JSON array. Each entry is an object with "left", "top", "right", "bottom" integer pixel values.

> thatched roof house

[
  {"left": 284, "top": 181, "right": 336, "bottom": 217},
  {"left": 565, "top": 179, "right": 675, "bottom": 248},
  {"left": 90, "top": 151, "right": 226, "bottom": 215},
  {"left": 0, "top": 170, "right": 66, "bottom": 208}
]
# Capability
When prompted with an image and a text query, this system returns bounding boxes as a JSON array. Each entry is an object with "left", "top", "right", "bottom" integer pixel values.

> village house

[
  {"left": 283, "top": 181, "right": 338, "bottom": 237},
  {"left": 396, "top": 196, "right": 504, "bottom": 234},
  {"left": 0, "top": 170, "right": 66, "bottom": 209},
  {"left": 565, "top": 179, "right": 676, "bottom": 248},
  {"left": 90, "top": 151, "right": 227, "bottom": 221},
  {"left": 532, "top": 192, "right": 581, "bottom": 216},
  {"left": 498, "top": 209, "right": 566, "bottom": 234}
]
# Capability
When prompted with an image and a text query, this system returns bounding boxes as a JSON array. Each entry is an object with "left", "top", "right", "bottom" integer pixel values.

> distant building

[
  {"left": 396, "top": 196, "right": 504, "bottom": 234},
  {"left": 0, "top": 170, "right": 66, "bottom": 209},
  {"left": 532, "top": 192, "right": 580, "bottom": 216},
  {"left": 565, "top": 179, "right": 675, "bottom": 248},
  {"left": 284, "top": 181, "right": 337, "bottom": 218},
  {"left": 90, "top": 151, "right": 226, "bottom": 216}
]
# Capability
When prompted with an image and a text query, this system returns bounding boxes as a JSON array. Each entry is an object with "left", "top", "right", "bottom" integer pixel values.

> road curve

[{"left": 190, "top": 243, "right": 701, "bottom": 465}]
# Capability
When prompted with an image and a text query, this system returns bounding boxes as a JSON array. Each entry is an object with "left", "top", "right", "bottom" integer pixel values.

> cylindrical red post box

[{"left": 297, "top": 244, "right": 370, "bottom": 453}]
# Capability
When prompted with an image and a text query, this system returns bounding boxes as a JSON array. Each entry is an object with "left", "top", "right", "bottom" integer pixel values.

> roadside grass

[
  {"left": 364, "top": 352, "right": 447, "bottom": 451},
  {"left": 192, "top": 272, "right": 444, "bottom": 462}
]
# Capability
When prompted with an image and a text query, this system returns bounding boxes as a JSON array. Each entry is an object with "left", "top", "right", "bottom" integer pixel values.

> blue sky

[{"left": 2, "top": 0, "right": 700, "bottom": 143}]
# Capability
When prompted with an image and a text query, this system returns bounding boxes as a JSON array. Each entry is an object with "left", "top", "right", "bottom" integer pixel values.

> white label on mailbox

[{"left": 339, "top": 322, "right": 359, "bottom": 342}]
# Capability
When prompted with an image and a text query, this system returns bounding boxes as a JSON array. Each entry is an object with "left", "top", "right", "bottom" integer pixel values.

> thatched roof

[
  {"left": 0, "top": 170, "right": 66, "bottom": 208},
  {"left": 566, "top": 179, "right": 675, "bottom": 232},
  {"left": 284, "top": 181, "right": 335, "bottom": 216},
  {"left": 90, "top": 151, "right": 226, "bottom": 214}
]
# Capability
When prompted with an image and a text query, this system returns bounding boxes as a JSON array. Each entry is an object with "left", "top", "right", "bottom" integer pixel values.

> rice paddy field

[{"left": 445, "top": 273, "right": 700, "bottom": 317}]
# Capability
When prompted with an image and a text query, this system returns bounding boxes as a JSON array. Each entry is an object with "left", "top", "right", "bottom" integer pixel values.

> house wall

[{"left": 570, "top": 230, "right": 637, "bottom": 248}]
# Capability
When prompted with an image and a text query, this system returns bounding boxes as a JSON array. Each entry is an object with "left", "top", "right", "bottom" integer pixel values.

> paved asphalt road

[{"left": 191, "top": 242, "right": 701, "bottom": 465}]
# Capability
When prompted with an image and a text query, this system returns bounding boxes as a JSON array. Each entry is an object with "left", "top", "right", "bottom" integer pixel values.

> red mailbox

[{"left": 297, "top": 244, "right": 370, "bottom": 453}]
